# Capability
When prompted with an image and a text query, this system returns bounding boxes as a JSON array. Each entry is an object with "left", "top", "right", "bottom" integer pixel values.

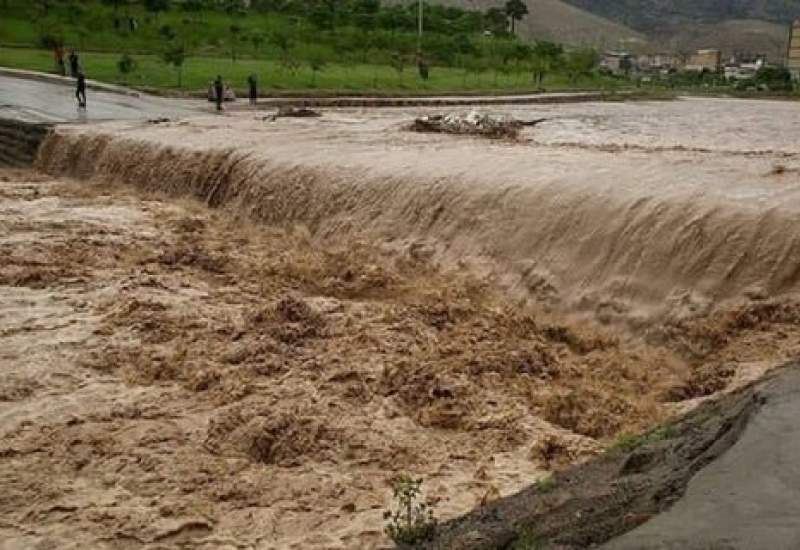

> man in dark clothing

[
  {"left": 69, "top": 50, "right": 80, "bottom": 77},
  {"left": 76, "top": 72, "right": 87, "bottom": 108},
  {"left": 247, "top": 74, "right": 257, "bottom": 106},
  {"left": 214, "top": 75, "right": 224, "bottom": 112}
]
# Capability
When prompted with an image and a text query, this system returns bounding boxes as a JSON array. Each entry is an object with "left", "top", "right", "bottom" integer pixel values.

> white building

[{"left": 724, "top": 55, "right": 765, "bottom": 80}]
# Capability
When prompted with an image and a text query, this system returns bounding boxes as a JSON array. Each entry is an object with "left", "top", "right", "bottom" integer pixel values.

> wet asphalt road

[
  {"left": 606, "top": 366, "right": 800, "bottom": 550},
  {"left": 0, "top": 75, "right": 203, "bottom": 123}
]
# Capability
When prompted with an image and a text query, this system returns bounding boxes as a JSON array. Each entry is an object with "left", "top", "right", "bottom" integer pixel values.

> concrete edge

[{"left": 246, "top": 91, "right": 639, "bottom": 109}]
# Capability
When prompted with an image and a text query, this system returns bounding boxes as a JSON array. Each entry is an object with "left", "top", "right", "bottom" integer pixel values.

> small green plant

[
  {"left": 117, "top": 53, "right": 137, "bottom": 82},
  {"left": 384, "top": 476, "right": 437, "bottom": 545},
  {"left": 533, "top": 475, "right": 557, "bottom": 494},
  {"left": 613, "top": 425, "right": 677, "bottom": 453},
  {"left": 509, "top": 528, "right": 546, "bottom": 550}
]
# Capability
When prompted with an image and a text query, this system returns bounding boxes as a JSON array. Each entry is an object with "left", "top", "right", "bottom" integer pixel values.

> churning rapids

[{"left": 2, "top": 97, "right": 800, "bottom": 550}]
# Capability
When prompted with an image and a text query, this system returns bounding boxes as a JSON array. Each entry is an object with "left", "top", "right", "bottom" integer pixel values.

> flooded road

[{"left": 0, "top": 74, "right": 202, "bottom": 123}]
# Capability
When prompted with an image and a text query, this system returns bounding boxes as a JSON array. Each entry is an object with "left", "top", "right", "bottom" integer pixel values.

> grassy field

[
  {"left": 0, "top": 0, "right": 628, "bottom": 95},
  {"left": 0, "top": 46, "right": 624, "bottom": 96}
]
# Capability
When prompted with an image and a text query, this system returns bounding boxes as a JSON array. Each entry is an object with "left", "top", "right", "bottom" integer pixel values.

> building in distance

[
  {"left": 600, "top": 51, "right": 635, "bottom": 76},
  {"left": 685, "top": 49, "right": 722, "bottom": 73},
  {"left": 637, "top": 53, "right": 680, "bottom": 74},
  {"left": 724, "top": 54, "right": 767, "bottom": 80},
  {"left": 788, "top": 20, "right": 800, "bottom": 79}
]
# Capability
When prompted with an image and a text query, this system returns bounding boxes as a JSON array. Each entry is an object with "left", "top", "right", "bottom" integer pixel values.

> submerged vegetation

[{"left": 384, "top": 476, "right": 437, "bottom": 545}]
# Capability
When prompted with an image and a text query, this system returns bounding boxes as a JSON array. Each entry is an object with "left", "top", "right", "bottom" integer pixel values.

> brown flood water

[
  {"left": 39, "top": 97, "right": 800, "bottom": 315},
  {"left": 1, "top": 98, "right": 800, "bottom": 549}
]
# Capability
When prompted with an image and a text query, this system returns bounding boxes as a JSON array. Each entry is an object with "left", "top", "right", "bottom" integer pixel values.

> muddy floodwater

[{"left": 3, "top": 98, "right": 800, "bottom": 549}]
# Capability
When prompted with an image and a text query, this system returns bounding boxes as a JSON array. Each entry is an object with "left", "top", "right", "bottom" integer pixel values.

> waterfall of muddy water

[{"left": 37, "top": 98, "right": 800, "bottom": 320}]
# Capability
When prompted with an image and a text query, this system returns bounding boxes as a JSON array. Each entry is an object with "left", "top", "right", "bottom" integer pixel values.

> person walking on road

[
  {"left": 75, "top": 72, "right": 87, "bottom": 109},
  {"left": 69, "top": 50, "right": 80, "bottom": 77},
  {"left": 214, "top": 75, "right": 224, "bottom": 112},
  {"left": 247, "top": 74, "right": 257, "bottom": 106}
]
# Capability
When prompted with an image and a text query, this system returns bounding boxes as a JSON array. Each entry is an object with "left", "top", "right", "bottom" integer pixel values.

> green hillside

[{"left": 0, "top": 0, "right": 619, "bottom": 94}]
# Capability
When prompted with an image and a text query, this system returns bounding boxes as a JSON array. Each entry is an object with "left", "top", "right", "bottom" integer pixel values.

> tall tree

[
  {"left": 353, "top": 0, "right": 380, "bottom": 32},
  {"left": 229, "top": 24, "right": 242, "bottom": 62},
  {"left": 144, "top": 0, "right": 170, "bottom": 21},
  {"left": 161, "top": 44, "right": 186, "bottom": 87},
  {"left": 504, "top": 0, "right": 528, "bottom": 35},
  {"left": 101, "top": 0, "right": 126, "bottom": 14},
  {"left": 564, "top": 48, "right": 598, "bottom": 84},
  {"left": 484, "top": 7, "right": 508, "bottom": 36}
]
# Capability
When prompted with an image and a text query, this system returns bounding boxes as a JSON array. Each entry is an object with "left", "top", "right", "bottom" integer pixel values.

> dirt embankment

[
  {"left": 422, "top": 364, "right": 781, "bottom": 549},
  {"left": 2, "top": 164, "right": 800, "bottom": 549}
]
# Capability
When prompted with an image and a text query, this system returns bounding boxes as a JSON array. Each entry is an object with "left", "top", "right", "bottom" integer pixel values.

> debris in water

[
  {"left": 409, "top": 111, "right": 546, "bottom": 139},
  {"left": 264, "top": 106, "right": 323, "bottom": 122}
]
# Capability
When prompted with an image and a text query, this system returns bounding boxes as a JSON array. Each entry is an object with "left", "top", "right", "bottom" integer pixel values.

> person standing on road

[
  {"left": 247, "top": 74, "right": 257, "bottom": 106},
  {"left": 76, "top": 72, "right": 87, "bottom": 109},
  {"left": 214, "top": 75, "right": 224, "bottom": 112},
  {"left": 69, "top": 49, "right": 80, "bottom": 77}
]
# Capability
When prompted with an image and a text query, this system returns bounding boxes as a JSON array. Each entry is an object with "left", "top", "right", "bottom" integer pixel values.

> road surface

[
  {"left": 605, "top": 365, "right": 800, "bottom": 550},
  {"left": 0, "top": 74, "right": 203, "bottom": 123},
  {"left": 0, "top": 70, "right": 624, "bottom": 123}
]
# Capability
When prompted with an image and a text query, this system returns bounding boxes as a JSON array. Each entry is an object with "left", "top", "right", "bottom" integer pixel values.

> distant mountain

[
  {"left": 560, "top": 0, "right": 800, "bottom": 31},
  {"left": 560, "top": 0, "right": 800, "bottom": 59},
  {"left": 443, "top": 0, "right": 798, "bottom": 59},
  {"left": 431, "top": 0, "right": 646, "bottom": 49}
]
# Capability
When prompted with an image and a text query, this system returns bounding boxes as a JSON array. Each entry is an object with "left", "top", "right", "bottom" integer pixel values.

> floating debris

[
  {"left": 409, "top": 111, "right": 546, "bottom": 139},
  {"left": 264, "top": 106, "right": 323, "bottom": 122}
]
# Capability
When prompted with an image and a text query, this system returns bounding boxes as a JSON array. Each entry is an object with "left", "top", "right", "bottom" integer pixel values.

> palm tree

[{"left": 504, "top": 0, "right": 529, "bottom": 35}]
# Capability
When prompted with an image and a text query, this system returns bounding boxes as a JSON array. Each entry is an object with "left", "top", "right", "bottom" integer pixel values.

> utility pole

[{"left": 417, "top": 0, "right": 424, "bottom": 55}]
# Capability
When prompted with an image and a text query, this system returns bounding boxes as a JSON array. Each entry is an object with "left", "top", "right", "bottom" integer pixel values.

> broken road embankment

[{"left": 420, "top": 361, "right": 800, "bottom": 549}]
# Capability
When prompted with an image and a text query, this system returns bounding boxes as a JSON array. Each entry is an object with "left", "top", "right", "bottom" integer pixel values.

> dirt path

[{"left": 2, "top": 167, "right": 800, "bottom": 549}]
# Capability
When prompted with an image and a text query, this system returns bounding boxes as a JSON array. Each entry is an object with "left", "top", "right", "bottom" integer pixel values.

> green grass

[
  {"left": 612, "top": 425, "right": 678, "bottom": 453},
  {"left": 0, "top": 46, "right": 621, "bottom": 96},
  {"left": 533, "top": 475, "right": 558, "bottom": 494},
  {"left": 509, "top": 529, "right": 546, "bottom": 550},
  {"left": 0, "top": 0, "right": 629, "bottom": 95}
]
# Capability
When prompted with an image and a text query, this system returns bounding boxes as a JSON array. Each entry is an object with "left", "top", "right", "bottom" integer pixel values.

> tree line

[{"left": 20, "top": 0, "right": 604, "bottom": 89}]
